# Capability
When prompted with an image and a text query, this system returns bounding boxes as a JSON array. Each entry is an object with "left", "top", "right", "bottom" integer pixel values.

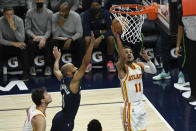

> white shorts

[{"left": 121, "top": 101, "right": 146, "bottom": 131}]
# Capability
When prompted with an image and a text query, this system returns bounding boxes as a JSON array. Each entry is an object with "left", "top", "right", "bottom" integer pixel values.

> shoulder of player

[
  {"left": 32, "top": 114, "right": 45, "bottom": 123},
  {"left": 31, "top": 115, "right": 46, "bottom": 129}
]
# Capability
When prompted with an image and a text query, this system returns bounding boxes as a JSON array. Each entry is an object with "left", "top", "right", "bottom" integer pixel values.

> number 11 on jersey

[{"left": 135, "top": 83, "right": 141, "bottom": 93}]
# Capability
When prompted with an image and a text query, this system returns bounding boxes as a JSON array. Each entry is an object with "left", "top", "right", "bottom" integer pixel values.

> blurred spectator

[
  {"left": 25, "top": 0, "right": 53, "bottom": 76},
  {"left": 26, "top": 0, "right": 49, "bottom": 10},
  {"left": 82, "top": 0, "right": 116, "bottom": 73},
  {"left": 77, "top": 0, "right": 92, "bottom": 13},
  {"left": 0, "top": 0, "right": 27, "bottom": 19},
  {"left": 87, "top": 119, "right": 102, "bottom": 131},
  {"left": 152, "top": 25, "right": 185, "bottom": 84},
  {"left": 51, "top": 2, "right": 85, "bottom": 68},
  {"left": 49, "top": 0, "right": 79, "bottom": 13},
  {"left": 0, "top": 7, "right": 29, "bottom": 81},
  {"left": 175, "top": 0, "right": 196, "bottom": 102}
]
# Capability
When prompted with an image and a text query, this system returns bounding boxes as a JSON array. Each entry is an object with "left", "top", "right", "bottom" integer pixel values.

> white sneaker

[{"left": 152, "top": 70, "right": 171, "bottom": 80}]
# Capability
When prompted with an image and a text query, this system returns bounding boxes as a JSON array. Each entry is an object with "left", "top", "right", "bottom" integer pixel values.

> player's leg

[
  {"left": 51, "top": 111, "right": 65, "bottom": 131},
  {"left": 134, "top": 102, "right": 147, "bottom": 131},
  {"left": 121, "top": 102, "right": 136, "bottom": 131}
]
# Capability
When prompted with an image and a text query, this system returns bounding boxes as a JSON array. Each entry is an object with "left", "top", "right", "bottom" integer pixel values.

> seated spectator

[
  {"left": 0, "top": 0, "right": 27, "bottom": 20},
  {"left": 87, "top": 119, "right": 102, "bottom": 131},
  {"left": 82, "top": 0, "right": 116, "bottom": 73},
  {"left": 25, "top": 0, "right": 53, "bottom": 76},
  {"left": 50, "top": 0, "right": 79, "bottom": 13},
  {"left": 51, "top": 2, "right": 85, "bottom": 68},
  {"left": 77, "top": 0, "right": 92, "bottom": 14},
  {"left": 0, "top": 7, "right": 29, "bottom": 81}
]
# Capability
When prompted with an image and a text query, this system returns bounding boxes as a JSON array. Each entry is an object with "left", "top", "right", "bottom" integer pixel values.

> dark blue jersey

[{"left": 60, "top": 77, "right": 81, "bottom": 121}]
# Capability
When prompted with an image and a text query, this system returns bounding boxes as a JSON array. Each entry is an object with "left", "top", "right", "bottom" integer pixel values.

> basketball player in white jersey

[
  {"left": 112, "top": 27, "right": 157, "bottom": 131},
  {"left": 23, "top": 87, "right": 52, "bottom": 131}
]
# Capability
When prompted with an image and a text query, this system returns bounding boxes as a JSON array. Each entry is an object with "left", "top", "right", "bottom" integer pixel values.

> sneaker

[
  {"left": 107, "top": 61, "right": 116, "bottom": 72},
  {"left": 85, "top": 63, "right": 92, "bottom": 73},
  {"left": 152, "top": 70, "right": 171, "bottom": 80},
  {"left": 44, "top": 66, "right": 52, "bottom": 76},
  {"left": 29, "top": 66, "right": 36, "bottom": 76},
  {"left": 187, "top": 96, "right": 196, "bottom": 102},
  {"left": 177, "top": 71, "right": 185, "bottom": 84}
]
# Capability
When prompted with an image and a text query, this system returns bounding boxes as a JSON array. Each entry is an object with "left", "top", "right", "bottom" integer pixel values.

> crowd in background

[{"left": 0, "top": 0, "right": 187, "bottom": 87}]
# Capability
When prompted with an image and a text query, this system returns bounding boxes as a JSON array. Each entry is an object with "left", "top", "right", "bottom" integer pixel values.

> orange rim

[{"left": 110, "top": 3, "right": 159, "bottom": 16}]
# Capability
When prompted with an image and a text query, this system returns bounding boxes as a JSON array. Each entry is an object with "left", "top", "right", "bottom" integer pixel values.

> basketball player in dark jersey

[{"left": 51, "top": 32, "right": 95, "bottom": 131}]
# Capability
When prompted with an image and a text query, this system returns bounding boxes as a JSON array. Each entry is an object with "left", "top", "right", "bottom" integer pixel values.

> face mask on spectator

[
  {"left": 36, "top": 2, "right": 44, "bottom": 9},
  {"left": 90, "top": 8, "right": 100, "bottom": 16}
]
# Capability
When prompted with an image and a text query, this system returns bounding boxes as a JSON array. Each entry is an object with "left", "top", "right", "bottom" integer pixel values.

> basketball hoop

[{"left": 110, "top": 3, "right": 158, "bottom": 44}]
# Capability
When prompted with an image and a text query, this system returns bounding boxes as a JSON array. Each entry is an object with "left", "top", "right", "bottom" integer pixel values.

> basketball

[{"left": 112, "top": 18, "right": 123, "bottom": 34}]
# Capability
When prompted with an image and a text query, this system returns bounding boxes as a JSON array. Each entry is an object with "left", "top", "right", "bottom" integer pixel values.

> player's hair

[
  {"left": 87, "top": 119, "right": 102, "bottom": 131},
  {"left": 31, "top": 87, "right": 46, "bottom": 106},
  {"left": 60, "top": 64, "right": 69, "bottom": 76},
  {"left": 3, "top": 7, "right": 14, "bottom": 13},
  {"left": 60, "top": 2, "right": 70, "bottom": 10},
  {"left": 123, "top": 45, "right": 133, "bottom": 52}
]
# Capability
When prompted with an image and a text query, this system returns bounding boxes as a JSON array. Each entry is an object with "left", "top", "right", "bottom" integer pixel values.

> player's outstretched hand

[
  {"left": 140, "top": 48, "right": 150, "bottom": 62},
  {"left": 53, "top": 46, "right": 61, "bottom": 60}
]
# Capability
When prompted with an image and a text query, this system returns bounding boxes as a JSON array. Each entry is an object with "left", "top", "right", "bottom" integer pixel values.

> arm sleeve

[
  {"left": 143, "top": 61, "right": 157, "bottom": 74},
  {"left": 25, "top": 11, "right": 35, "bottom": 38},
  {"left": 14, "top": 18, "right": 25, "bottom": 42},
  {"left": 71, "top": 14, "right": 83, "bottom": 40},
  {"left": 44, "top": 11, "right": 53, "bottom": 39}
]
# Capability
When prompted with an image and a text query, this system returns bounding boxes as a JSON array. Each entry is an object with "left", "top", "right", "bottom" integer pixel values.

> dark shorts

[{"left": 51, "top": 111, "right": 74, "bottom": 131}]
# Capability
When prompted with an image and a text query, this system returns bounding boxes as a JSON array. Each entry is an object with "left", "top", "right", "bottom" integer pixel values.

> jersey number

[{"left": 135, "top": 83, "right": 141, "bottom": 93}]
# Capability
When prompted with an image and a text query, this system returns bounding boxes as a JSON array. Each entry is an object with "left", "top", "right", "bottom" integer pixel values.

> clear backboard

[{"left": 142, "top": 0, "right": 178, "bottom": 35}]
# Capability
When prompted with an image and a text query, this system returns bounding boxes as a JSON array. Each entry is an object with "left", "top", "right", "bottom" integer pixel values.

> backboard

[{"left": 143, "top": 0, "right": 178, "bottom": 35}]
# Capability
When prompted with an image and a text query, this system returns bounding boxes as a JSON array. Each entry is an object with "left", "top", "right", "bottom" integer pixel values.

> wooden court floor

[{"left": 0, "top": 88, "right": 173, "bottom": 131}]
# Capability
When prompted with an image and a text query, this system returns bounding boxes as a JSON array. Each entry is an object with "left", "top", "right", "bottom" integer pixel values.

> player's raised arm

[
  {"left": 137, "top": 48, "right": 157, "bottom": 74},
  {"left": 53, "top": 46, "right": 63, "bottom": 81},
  {"left": 111, "top": 26, "right": 127, "bottom": 78},
  {"left": 70, "top": 32, "right": 95, "bottom": 94}
]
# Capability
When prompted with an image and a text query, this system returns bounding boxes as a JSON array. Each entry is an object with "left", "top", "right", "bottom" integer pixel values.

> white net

[{"left": 111, "top": 5, "right": 145, "bottom": 44}]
